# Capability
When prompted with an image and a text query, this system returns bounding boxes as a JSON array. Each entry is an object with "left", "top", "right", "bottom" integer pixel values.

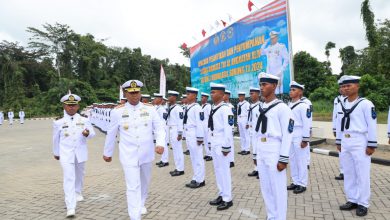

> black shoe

[
  {"left": 169, "top": 169, "right": 177, "bottom": 175},
  {"left": 356, "top": 205, "right": 368, "bottom": 216},
  {"left": 230, "top": 162, "right": 235, "bottom": 168},
  {"left": 183, "top": 150, "right": 190, "bottom": 155},
  {"left": 256, "top": 174, "right": 259, "bottom": 179},
  {"left": 237, "top": 151, "right": 243, "bottom": 155},
  {"left": 209, "top": 196, "right": 223, "bottom": 206},
  {"left": 217, "top": 201, "right": 233, "bottom": 211},
  {"left": 307, "top": 165, "right": 310, "bottom": 170},
  {"left": 171, "top": 170, "right": 184, "bottom": 176},
  {"left": 287, "top": 183, "right": 297, "bottom": 190},
  {"left": 158, "top": 162, "right": 169, "bottom": 167},
  {"left": 293, "top": 185, "right": 306, "bottom": 194},
  {"left": 339, "top": 202, "right": 358, "bottom": 210},
  {"left": 187, "top": 181, "right": 206, "bottom": 188},
  {"left": 155, "top": 161, "right": 163, "bottom": 166},
  {"left": 248, "top": 170, "right": 258, "bottom": 177},
  {"left": 203, "top": 156, "right": 207, "bottom": 159},
  {"left": 335, "top": 173, "right": 344, "bottom": 180},
  {"left": 204, "top": 156, "right": 213, "bottom": 161},
  {"left": 242, "top": 151, "right": 250, "bottom": 155}
]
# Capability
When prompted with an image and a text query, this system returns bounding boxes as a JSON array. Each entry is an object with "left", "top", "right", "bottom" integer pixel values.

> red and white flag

[
  {"left": 221, "top": 20, "right": 227, "bottom": 27},
  {"left": 248, "top": 0, "right": 255, "bottom": 11},
  {"left": 202, "top": 29, "right": 206, "bottom": 37},
  {"left": 159, "top": 65, "right": 166, "bottom": 97}
]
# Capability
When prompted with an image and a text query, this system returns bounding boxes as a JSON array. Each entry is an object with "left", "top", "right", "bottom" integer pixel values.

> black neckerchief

[
  {"left": 340, "top": 97, "right": 365, "bottom": 131},
  {"left": 255, "top": 100, "right": 283, "bottom": 133}
]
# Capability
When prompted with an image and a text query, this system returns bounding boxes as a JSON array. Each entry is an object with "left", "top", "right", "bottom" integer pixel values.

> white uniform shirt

[
  {"left": 255, "top": 99, "right": 294, "bottom": 163},
  {"left": 237, "top": 100, "right": 250, "bottom": 122},
  {"left": 261, "top": 42, "right": 289, "bottom": 77},
  {"left": 155, "top": 105, "right": 167, "bottom": 120},
  {"left": 332, "top": 96, "right": 346, "bottom": 132},
  {"left": 104, "top": 102, "right": 166, "bottom": 166},
  {"left": 8, "top": 111, "right": 14, "bottom": 118},
  {"left": 248, "top": 101, "right": 261, "bottom": 129},
  {"left": 19, "top": 111, "right": 25, "bottom": 118},
  {"left": 288, "top": 100, "right": 311, "bottom": 141},
  {"left": 201, "top": 103, "right": 212, "bottom": 127},
  {"left": 53, "top": 113, "right": 96, "bottom": 163},
  {"left": 0, "top": 112, "right": 3, "bottom": 120},
  {"left": 335, "top": 97, "right": 377, "bottom": 147},
  {"left": 167, "top": 104, "right": 184, "bottom": 135},
  {"left": 183, "top": 103, "right": 204, "bottom": 141},
  {"left": 209, "top": 102, "right": 234, "bottom": 154}
]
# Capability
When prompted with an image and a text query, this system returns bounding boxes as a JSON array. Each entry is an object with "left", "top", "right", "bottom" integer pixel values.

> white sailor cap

[
  {"left": 122, "top": 80, "right": 143, "bottom": 92},
  {"left": 238, "top": 91, "right": 246, "bottom": 96},
  {"left": 258, "top": 72, "right": 279, "bottom": 84},
  {"left": 210, "top": 82, "right": 226, "bottom": 91},
  {"left": 225, "top": 90, "right": 231, "bottom": 95},
  {"left": 249, "top": 86, "right": 260, "bottom": 92},
  {"left": 168, "top": 90, "right": 180, "bottom": 96},
  {"left": 270, "top": 31, "right": 279, "bottom": 38},
  {"left": 341, "top": 75, "right": 361, "bottom": 84},
  {"left": 141, "top": 94, "right": 151, "bottom": 98},
  {"left": 290, "top": 81, "right": 305, "bottom": 90},
  {"left": 186, "top": 87, "right": 199, "bottom": 94},
  {"left": 60, "top": 94, "right": 81, "bottom": 105},
  {"left": 153, "top": 93, "right": 163, "bottom": 98},
  {"left": 201, "top": 92, "right": 210, "bottom": 97}
]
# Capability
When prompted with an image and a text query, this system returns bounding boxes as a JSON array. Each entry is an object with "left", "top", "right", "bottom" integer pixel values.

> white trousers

[
  {"left": 289, "top": 137, "right": 308, "bottom": 187},
  {"left": 250, "top": 128, "right": 258, "bottom": 171},
  {"left": 122, "top": 162, "right": 152, "bottom": 220},
  {"left": 169, "top": 126, "right": 184, "bottom": 171},
  {"left": 228, "top": 130, "right": 235, "bottom": 163},
  {"left": 211, "top": 149, "right": 232, "bottom": 202},
  {"left": 20, "top": 117, "right": 24, "bottom": 124},
  {"left": 257, "top": 143, "right": 287, "bottom": 220},
  {"left": 306, "top": 142, "right": 311, "bottom": 166},
  {"left": 9, "top": 117, "right": 13, "bottom": 125},
  {"left": 202, "top": 124, "right": 211, "bottom": 157},
  {"left": 238, "top": 120, "right": 250, "bottom": 151},
  {"left": 60, "top": 158, "right": 85, "bottom": 210},
  {"left": 340, "top": 134, "right": 371, "bottom": 208},
  {"left": 186, "top": 130, "right": 205, "bottom": 182}
]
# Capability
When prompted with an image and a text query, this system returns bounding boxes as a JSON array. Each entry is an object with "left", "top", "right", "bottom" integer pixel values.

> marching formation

[
  {"left": 50, "top": 73, "right": 385, "bottom": 220},
  {"left": 0, "top": 109, "right": 25, "bottom": 125}
]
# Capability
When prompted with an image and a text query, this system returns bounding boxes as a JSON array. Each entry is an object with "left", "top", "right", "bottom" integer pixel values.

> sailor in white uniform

[
  {"left": 237, "top": 92, "right": 250, "bottom": 155},
  {"left": 223, "top": 90, "right": 235, "bottom": 168},
  {"left": 247, "top": 87, "right": 261, "bottom": 178},
  {"left": 201, "top": 92, "right": 212, "bottom": 161},
  {"left": 52, "top": 93, "right": 96, "bottom": 218}
]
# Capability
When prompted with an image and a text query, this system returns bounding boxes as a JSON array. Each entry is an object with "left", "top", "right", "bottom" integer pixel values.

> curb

[
  {"left": 2, "top": 118, "right": 55, "bottom": 122},
  {"left": 310, "top": 147, "right": 390, "bottom": 166}
]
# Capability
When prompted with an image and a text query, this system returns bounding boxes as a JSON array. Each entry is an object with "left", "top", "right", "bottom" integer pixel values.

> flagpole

[{"left": 286, "top": 0, "right": 294, "bottom": 81}]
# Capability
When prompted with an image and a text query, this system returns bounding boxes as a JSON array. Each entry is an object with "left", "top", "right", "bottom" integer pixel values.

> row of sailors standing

[{"left": 0, "top": 109, "right": 26, "bottom": 125}]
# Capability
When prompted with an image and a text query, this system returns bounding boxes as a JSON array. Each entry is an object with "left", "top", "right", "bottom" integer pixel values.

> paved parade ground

[{"left": 0, "top": 120, "right": 389, "bottom": 220}]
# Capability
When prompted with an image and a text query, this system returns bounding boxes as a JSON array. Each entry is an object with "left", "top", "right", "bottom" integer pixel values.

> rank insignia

[
  {"left": 371, "top": 107, "right": 377, "bottom": 119},
  {"left": 306, "top": 108, "right": 312, "bottom": 118},
  {"left": 228, "top": 115, "right": 234, "bottom": 126},
  {"left": 200, "top": 112, "right": 204, "bottom": 121},
  {"left": 288, "top": 119, "right": 294, "bottom": 133},
  {"left": 179, "top": 112, "right": 184, "bottom": 119}
]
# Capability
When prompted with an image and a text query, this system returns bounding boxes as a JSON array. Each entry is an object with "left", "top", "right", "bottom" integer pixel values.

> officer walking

[
  {"left": 8, "top": 109, "right": 14, "bottom": 125},
  {"left": 201, "top": 92, "right": 212, "bottom": 161},
  {"left": 336, "top": 75, "right": 377, "bottom": 217},
  {"left": 237, "top": 92, "right": 250, "bottom": 155},
  {"left": 247, "top": 87, "right": 261, "bottom": 178},
  {"left": 287, "top": 81, "right": 311, "bottom": 194},
  {"left": 184, "top": 87, "right": 205, "bottom": 188},
  {"left": 52, "top": 93, "right": 96, "bottom": 217},
  {"left": 166, "top": 90, "right": 185, "bottom": 177},
  {"left": 19, "top": 109, "right": 25, "bottom": 124},
  {"left": 208, "top": 82, "right": 234, "bottom": 211},
  {"left": 103, "top": 80, "right": 165, "bottom": 220},
  {"left": 255, "top": 73, "right": 293, "bottom": 220}
]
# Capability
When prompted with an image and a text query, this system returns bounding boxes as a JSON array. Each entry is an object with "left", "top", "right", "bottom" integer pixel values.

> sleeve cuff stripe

[
  {"left": 368, "top": 141, "right": 377, "bottom": 143},
  {"left": 279, "top": 155, "right": 289, "bottom": 158}
]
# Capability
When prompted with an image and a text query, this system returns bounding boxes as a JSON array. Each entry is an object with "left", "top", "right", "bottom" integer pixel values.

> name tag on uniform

[
  {"left": 122, "top": 114, "right": 129, "bottom": 118},
  {"left": 62, "top": 125, "right": 69, "bottom": 128},
  {"left": 76, "top": 123, "right": 84, "bottom": 126},
  {"left": 261, "top": 137, "right": 267, "bottom": 142},
  {"left": 140, "top": 112, "right": 149, "bottom": 117},
  {"left": 345, "top": 134, "right": 351, "bottom": 138}
]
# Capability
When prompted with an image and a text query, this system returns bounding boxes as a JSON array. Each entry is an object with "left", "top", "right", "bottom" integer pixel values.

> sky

[{"left": 0, "top": 0, "right": 389, "bottom": 75}]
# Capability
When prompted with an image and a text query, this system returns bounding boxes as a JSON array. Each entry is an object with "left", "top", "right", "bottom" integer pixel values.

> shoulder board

[{"left": 115, "top": 104, "right": 124, "bottom": 109}]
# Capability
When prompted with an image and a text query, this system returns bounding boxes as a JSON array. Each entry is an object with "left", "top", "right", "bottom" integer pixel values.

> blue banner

[{"left": 190, "top": 0, "right": 292, "bottom": 98}]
